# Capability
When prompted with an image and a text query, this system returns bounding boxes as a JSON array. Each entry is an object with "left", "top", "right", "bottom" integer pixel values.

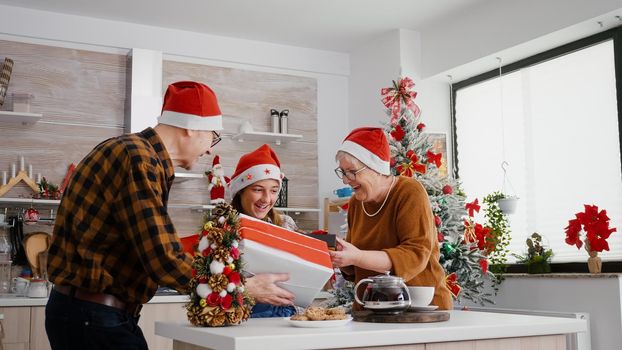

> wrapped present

[{"left": 239, "top": 214, "right": 334, "bottom": 307}]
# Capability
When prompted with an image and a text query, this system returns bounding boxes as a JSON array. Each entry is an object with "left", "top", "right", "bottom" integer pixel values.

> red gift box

[{"left": 239, "top": 215, "right": 334, "bottom": 307}]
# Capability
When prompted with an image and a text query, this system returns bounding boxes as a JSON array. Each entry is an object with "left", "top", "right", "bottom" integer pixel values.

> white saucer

[
  {"left": 408, "top": 305, "right": 439, "bottom": 312},
  {"left": 287, "top": 316, "right": 353, "bottom": 328}
]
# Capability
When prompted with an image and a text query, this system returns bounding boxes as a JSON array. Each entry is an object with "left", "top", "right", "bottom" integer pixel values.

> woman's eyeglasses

[
  {"left": 334, "top": 166, "right": 367, "bottom": 180},
  {"left": 211, "top": 131, "right": 222, "bottom": 148}
]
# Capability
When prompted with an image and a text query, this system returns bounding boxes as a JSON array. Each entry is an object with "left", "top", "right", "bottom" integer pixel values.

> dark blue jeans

[
  {"left": 45, "top": 289, "right": 148, "bottom": 350},
  {"left": 250, "top": 303, "right": 296, "bottom": 318}
]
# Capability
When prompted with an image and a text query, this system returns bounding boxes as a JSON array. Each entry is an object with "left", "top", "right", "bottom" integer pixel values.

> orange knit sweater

[{"left": 343, "top": 176, "right": 453, "bottom": 310}]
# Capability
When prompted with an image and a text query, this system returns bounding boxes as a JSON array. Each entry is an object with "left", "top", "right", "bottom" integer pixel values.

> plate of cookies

[{"left": 288, "top": 307, "right": 352, "bottom": 328}]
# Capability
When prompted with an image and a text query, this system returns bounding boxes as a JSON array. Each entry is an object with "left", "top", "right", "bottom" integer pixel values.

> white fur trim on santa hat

[
  {"left": 339, "top": 140, "right": 390, "bottom": 175},
  {"left": 158, "top": 110, "right": 223, "bottom": 131},
  {"left": 229, "top": 164, "right": 282, "bottom": 199}
]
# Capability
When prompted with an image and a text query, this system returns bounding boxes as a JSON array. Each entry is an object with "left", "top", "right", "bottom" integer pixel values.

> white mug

[
  {"left": 407, "top": 286, "right": 435, "bottom": 307},
  {"left": 12, "top": 277, "right": 29, "bottom": 295},
  {"left": 27, "top": 279, "right": 49, "bottom": 298}
]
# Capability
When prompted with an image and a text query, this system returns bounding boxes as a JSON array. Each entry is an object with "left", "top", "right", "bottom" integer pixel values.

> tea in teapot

[{"left": 354, "top": 271, "right": 411, "bottom": 314}]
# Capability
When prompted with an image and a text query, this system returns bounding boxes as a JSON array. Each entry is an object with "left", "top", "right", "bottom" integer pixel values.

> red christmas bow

[
  {"left": 465, "top": 198, "right": 481, "bottom": 217},
  {"left": 380, "top": 77, "right": 421, "bottom": 125},
  {"left": 445, "top": 272, "right": 461, "bottom": 298},
  {"left": 426, "top": 151, "right": 442, "bottom": 168},
  {"left": 396, "top": 150, "right": 426, "bottom": 177}
]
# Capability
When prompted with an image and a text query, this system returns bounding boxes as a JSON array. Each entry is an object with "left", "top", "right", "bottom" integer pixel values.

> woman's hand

[
  {"left": 245, "top": 273, "right": 295, "bottom": 306},
  {"left": 329, "top": 237, "right": 362, "bottom": 268}
]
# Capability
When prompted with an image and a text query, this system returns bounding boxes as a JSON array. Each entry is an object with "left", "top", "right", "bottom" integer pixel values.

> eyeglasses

[
  {"left": 334, "top": 166, "right": 367, "bottom": 181},
  {"left": 211, "top": 131, "right": 222, "bottom": 148}
]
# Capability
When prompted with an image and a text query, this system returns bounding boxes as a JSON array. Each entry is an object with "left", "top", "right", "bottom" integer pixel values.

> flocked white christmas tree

[{"left": 381, "top": 77, "right": 494, "bottom": 305}]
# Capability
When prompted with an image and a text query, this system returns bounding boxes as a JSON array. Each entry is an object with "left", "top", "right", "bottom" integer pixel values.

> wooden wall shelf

[
  {"left": 231, "top": 131, "right": 302, "bottom": 146},
  {"left": 0, "top": 111, "right": 42, "bottom": 126}
]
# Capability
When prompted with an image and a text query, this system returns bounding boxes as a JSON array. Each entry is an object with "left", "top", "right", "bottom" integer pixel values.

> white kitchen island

[{"left": 155, "top": 310, "right": 587, "bottom": 350}]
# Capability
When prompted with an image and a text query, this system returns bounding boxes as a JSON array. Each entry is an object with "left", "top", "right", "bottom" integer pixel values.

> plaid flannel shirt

[{"left": 47, "top": 128, "right": 192, "bottom": 304}]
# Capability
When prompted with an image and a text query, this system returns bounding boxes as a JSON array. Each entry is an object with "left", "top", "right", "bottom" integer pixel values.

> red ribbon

[
  {"left": 396, "top": 150, "right": 426, "bottom": 177},
  {"left": 380, "top": 77, "right": 421, "bottom": 125},
  {"left": 445, "top": 272, "right": 461, "bottom": 298},
  {"left": 465, "top": 199, "right": 481, "bottom": 217}
]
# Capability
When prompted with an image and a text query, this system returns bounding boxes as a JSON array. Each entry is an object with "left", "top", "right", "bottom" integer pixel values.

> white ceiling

[{"left": 0, "top": 0, "right": 489, "bottom": 52}]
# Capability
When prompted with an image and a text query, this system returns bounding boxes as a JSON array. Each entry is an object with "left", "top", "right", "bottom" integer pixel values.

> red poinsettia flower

[
  {"left": 220, "top": 294, "right": 233, "bottom": 310},
  {"left": 426, "top": 151, "right": 442, "bottom": 168},
  {"left": 465, "top": 199, "right": 481, "bottom": 217},
  {"left": 390, "top": 125, "right": 406, "bottom": 141},
  {"left": 206, "top": 292, "right": 221, "bottom": 307},
  {"left": 416, "top": 123, "right": 426, "bottom": 131},
  {"left": 463, "top": 220, "right": 494, "bottom": 253},
  {"left": 565, "top": 204, "right": 617, "bottom": 253}
]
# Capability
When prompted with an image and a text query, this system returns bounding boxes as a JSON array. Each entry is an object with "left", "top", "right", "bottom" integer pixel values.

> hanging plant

[{"left": 483, "top": 191, "right": 512, "bottom": 292}]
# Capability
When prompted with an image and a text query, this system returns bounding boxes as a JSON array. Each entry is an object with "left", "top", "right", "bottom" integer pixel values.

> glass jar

[{"left": 0, "top": 224, "right": 11, "bottom": 294}]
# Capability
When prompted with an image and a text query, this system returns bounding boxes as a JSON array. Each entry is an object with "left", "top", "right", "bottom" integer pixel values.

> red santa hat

[
  {"left": 212, "top": 155, "right": 222, "bottom": 168},
  {"left": 338, "top": 127, "right": 390, "bottom": 175},
  {"left": 229, "top": 144, "right": 283, "bottom": 198},
  {"left": 158, "top": 81, "right": 223, "bottom": 131}
]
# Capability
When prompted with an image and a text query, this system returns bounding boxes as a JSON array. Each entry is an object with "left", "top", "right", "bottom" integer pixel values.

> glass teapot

[{"left": 354, "top": 271, "right": 411, "bottom": 313}]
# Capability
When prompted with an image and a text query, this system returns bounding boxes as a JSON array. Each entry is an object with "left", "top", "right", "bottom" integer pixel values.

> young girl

[{"left": 229, "top": 144, "right": 298, "bottom": 317}]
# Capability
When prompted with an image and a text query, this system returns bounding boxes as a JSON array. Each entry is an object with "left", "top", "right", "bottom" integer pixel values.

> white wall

[
  {"left": 459, "top": 275, "right": 622, "bottom": 350},
  {"left": 420, "top": 0, "right": 622, "bottom": 79},
  {"left": 0, "top": 4, "right": 350, "bottom": 227},
  {"left": 348, "top": 30, "right": 401, "bottom": 130}
]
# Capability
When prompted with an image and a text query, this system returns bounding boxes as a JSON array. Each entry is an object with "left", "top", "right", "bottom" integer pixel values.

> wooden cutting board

[
  {"left": 23, "top": 232, "right": 51, "bottom": 278},
  {"left": 353, "top": 310, "right": 450, "bottom": 323}
]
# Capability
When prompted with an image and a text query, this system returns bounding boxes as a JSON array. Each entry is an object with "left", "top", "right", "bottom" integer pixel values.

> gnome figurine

[{"left": 207, "top": 156, "right": 230, "bottom": 204}]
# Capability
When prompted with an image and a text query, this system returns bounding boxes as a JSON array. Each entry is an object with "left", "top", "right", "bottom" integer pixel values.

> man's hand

[{"left": 245, "top": 273, "right": 295, "bottom": 306}]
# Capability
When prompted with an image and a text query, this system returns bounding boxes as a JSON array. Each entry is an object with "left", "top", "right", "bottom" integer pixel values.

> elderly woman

[
  {"left": 229, "top": 144, "right": 298, "bottom": 318},
  {"left": 329, "top": 127, "right": 452, "bottom": 310}
]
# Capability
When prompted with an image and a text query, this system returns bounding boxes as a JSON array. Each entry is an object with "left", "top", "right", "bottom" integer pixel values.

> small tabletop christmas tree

[{"left": 185, "top": 203, "right": 255, "bottom": 327}]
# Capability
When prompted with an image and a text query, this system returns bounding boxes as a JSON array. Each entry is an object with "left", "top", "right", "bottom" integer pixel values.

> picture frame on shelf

[{"left": 424, "top": 132, "right": 449, "bottom": 178}]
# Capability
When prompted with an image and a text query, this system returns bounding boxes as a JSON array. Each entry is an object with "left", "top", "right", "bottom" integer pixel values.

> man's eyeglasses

[
  {"left": 334, "top": 166, "right": 367, "bottom": 181},
  {"left": 211, "top": 131, "right": 222, "bottom": 148}
]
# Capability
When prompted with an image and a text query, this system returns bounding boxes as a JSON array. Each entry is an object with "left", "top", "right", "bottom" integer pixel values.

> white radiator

[{"left": 462, "top": 306, "right": 590, "bottom": 350}]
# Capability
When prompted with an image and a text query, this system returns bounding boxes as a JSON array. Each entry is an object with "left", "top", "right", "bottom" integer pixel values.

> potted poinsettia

[{"left": 564, "top": 204, "right": 617, "bottom": 274}]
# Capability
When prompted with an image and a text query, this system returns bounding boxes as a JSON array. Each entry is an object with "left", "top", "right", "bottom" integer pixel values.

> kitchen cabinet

[
  {"left": 139, "top": 302, "right": 188, "bottom": 350},
  {"left": 29, "top": 307, "right": 49, "bottom": 350},
  {"left": 0, "top": 307, "right": 30, "bottom": 349},
  {"left": 156, "top": 311, "right": 584, "bottom": 350}
]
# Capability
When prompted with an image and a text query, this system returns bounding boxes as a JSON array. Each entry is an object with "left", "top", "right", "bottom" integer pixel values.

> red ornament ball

[{"left": 442, "top": 185, "right": 453, "bottom": 194}]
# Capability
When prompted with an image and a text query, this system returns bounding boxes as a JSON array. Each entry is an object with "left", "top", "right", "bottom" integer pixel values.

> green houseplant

[{"left": 513, "top": 232, "right": 553, "bottom": 274}]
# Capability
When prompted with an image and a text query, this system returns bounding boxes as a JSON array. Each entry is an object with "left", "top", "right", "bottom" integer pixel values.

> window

[{"left": 452, "top": 29, "right": 622, "bottom": 265}]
